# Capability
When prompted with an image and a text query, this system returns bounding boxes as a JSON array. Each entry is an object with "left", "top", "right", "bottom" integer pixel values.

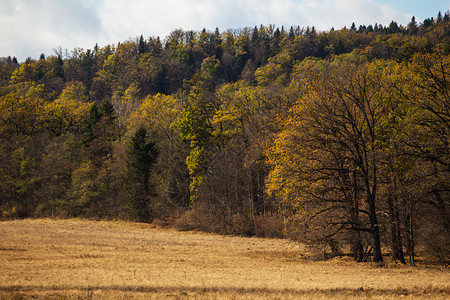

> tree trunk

[
  {"left": 351, "top": 171, "right": 364, "bottom": 262},
  {"left": 251, "top": 170, "right": 261, "bottom": 215},
  {"left": 406, "top": 203, "right": 415, "bottom": 266},
  {"left": 351, "top": 231, "right": 364, "bottom": 262},
  {"left": 367, "top": 193, "right": 383, "bottom": 262},
  {"left": 387, "top": 193, "right": 406, "bottom": 264}
]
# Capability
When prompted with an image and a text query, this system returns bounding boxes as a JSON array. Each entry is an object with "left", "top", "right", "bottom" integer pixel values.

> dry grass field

[{"left": 0, "top": 219, "right": 448, "bottom": 299}]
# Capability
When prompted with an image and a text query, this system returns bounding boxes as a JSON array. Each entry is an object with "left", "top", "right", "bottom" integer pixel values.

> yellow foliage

[
  {"left": 0, "top": 83, "right": 46, "bottom": 136},
  {"left": 128, "top": 93, "right": 180, "bottom": 136},
  {"left": 44, "top": 82, "right": 91, "bottom": 135},
  {"left": 211, "top": 106, "right": 240, "bottom": 138}
]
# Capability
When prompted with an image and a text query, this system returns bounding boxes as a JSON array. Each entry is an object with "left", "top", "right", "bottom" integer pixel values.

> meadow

[{"left": 0, "top": 219, "right": 448, "bottom": 299}]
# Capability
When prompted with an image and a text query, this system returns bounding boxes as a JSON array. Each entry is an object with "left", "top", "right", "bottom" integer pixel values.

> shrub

[
  {"left": 254, "top": 215, "right": 285, "bottom": 238},
  {"left": 175, "top": 203, "right": 219, "bottom": 232}
]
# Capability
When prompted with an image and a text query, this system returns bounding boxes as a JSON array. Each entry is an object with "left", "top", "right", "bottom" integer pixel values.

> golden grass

[{"left": 0, "top": 219, "right": 448, "bottom": 299}]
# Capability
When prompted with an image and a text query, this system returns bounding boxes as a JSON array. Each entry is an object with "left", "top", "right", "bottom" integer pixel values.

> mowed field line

[{"left": 0, "top": 219, "right": 448, "bottom": 299}]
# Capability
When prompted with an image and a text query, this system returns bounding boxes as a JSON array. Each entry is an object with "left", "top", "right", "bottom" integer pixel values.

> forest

[{"left": 0, "top": 13, "right": 448, "bottom": 265}]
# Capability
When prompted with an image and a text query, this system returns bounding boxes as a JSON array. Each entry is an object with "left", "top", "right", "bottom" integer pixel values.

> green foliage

[
  {"left": 173, "top": 105, "right": 213, "bottom": 148},
  {"left": 98, "top": 53, "right": 124, "bottom": 92},
  {"left": 172, "top": 105, "right": 212, "bottom": 201},
  {"left": 80, "top": 102, "right": 102, "bottom": 146},
  {"left": 126, "top": 126, "right": 158, "bottom": 222},
  {"left": 255, "top": 51, "right": 292, "bottom": 86},
  {"left": 100, "top": 98, "right": 116, "bottom": 118},
  {"left": 66, "top": 160, "right": 98, "bottom": 215},
  {"left": 138, "top": 35, "right": 149, "bottom": 54}
]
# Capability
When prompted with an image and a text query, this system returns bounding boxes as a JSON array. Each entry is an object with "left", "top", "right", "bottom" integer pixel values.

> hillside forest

[{"left": 0, "top": 13, "right": 449, "bottom": 264}]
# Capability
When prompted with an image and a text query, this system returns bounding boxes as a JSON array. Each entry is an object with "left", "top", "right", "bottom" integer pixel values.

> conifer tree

[
  {"left": 80, "top": 103, "right": 102, "bottom": 147},
  {"left": 138, "top": 35, "right": 149, "bottom": 54},
  {"left": 126, "top": 126, "right": 158, "bottom": 222},
  {"left": 407, "top": 16, "right": 418, "bottom": 34},
  {"left": 100, "top": 98, "right": 116, "bottom": 119}
]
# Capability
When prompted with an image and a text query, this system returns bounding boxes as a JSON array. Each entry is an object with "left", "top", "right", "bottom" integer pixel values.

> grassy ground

[{"left": 0, "top": 219, "right": 448, "bottom": 299}]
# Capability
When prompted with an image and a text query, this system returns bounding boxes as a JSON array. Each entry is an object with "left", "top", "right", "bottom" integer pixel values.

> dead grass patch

[{"left": 0, "top": 219, "right": 448, "bottom": 299}]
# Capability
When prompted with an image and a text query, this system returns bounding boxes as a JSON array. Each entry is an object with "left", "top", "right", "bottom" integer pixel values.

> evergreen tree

[
  {"left": 100, "top": 98, "right": 116, "bottom": 119},
  {"left": 156, "top": 64, "right": 168, "bottom": 94},
  {"left": 407, "top": 16, "right": 418, "bottom": 35},
  {"left": 81, "top": 103, "right": 103, "bottom": 147},
  {"left": 51, "top": 55, "right": 65, "bottom": 79},
  {"left": 289, "top": 26, "right": 295, "bottom": 39},
  {"left": 444, "top": 11, "right": 450, "bottom": 22},
  {"left": 138, "top": 35, "right": 149, "bottom": 54},
  {"left": 388, "top": 21, "right": 399, "bottom": 33},
  {"left": 437, "top": 11, "right": 442, "bottom": 23},
  {"left": 126, "top": 126, "right": 158, "bottom": 222}
]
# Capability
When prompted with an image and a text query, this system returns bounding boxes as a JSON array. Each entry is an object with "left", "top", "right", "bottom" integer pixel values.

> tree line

[{"left": 0, "top": 13, "right": 448, "bottom": 265}]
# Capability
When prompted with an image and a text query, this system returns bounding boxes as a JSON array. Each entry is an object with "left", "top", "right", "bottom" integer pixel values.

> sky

[{"left": 1, "top": 0, "right": 449, "bottom": 62}]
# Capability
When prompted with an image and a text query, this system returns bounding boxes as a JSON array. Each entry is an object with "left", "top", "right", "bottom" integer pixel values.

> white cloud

[
  {"left": 303, "top": 0, "right": 412, "bottom": 29},
  {"left": 97, "top": 0, "right": 411, "bottom": 38},
  {"left": 0, "top": 0, "right": 413, "bottom": 62},
  {"left": 0, "top": 0, "right": 102, "bottom": 61}
]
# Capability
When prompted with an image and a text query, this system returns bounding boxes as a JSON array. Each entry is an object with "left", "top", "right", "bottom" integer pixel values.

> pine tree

[
  {"left": 52, "top": 55, "right": 65, "bottom": 79},
  {"left": 289, "top": 26, "right": 296, "bottom": 39},
  {"left": 138, "top": 35, "right": 149, "bottom": 54},
  {"left": 126, "top": 126, "right": 158, "bottom": 222},
  {"left": 437, "top": 11, "right": 443, "bottom": 23},
  {"left": 81, "top": 103, "right": 103, "bottom": 147},
  {"left": 100, "top": 98, "right": 116, "bottom": 119}
]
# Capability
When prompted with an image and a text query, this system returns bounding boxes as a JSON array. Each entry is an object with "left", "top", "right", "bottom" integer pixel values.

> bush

[
  {"left": 420, "top": 223, "right": 449, "bottom": 267},
  {"left": 175, "top": 203, "right": 219, "bottom": 232},
  {"left": 254, "top": 215, "right": 285, "bottom": 238}
]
